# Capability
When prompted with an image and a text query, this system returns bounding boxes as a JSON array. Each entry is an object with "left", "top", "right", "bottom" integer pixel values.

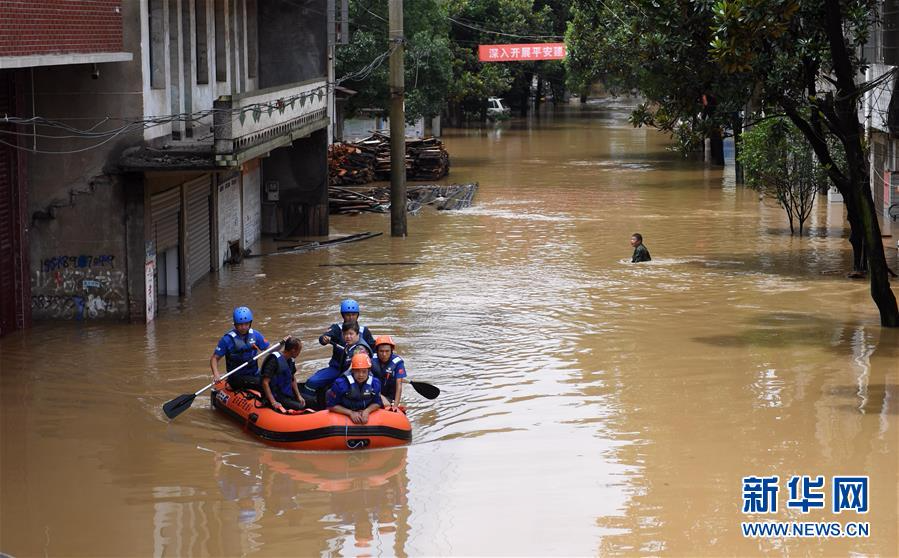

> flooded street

[{"left": 1, "top": 102, "right": 897, "bottom": 556}]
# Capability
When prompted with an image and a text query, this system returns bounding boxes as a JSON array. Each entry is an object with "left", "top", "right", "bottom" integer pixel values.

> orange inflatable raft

[{"left": 211, "top": 387, "right": 412, "bottom": 450}]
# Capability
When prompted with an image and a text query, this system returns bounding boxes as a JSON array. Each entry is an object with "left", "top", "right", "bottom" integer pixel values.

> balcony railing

[{"left": 213, "top": 78, "right": 329, "bottom": 166}]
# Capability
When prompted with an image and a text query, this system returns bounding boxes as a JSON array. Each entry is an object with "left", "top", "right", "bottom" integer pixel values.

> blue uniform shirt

[
  {"left": 371, "top": 353, "right": 406, "bottom": 400},
  {"left": 326, "top": 374, "right": 383, "bottom": 411},
  {"left": 214, "top": 328, "right": 270, "bottom": 376},
  {"left": 319, "top": 322, "right": 376, "bottom": 368}
]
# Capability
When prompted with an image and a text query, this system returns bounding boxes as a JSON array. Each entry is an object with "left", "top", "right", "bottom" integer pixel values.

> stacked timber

[
  {"left": 327, "top": 133, "right": 451, "bottom": 185},
  {"left": 328, "top": 186, "right": 388, "bottom": 214},
  {"left": 407, "top": 137, "right": 450, "bottom": 180},
  {"left": 328, "top": 144, "right": 376, "bottom": 185},
  {"left": 328, "top": 183, "right": 478, "bottom": 214}
]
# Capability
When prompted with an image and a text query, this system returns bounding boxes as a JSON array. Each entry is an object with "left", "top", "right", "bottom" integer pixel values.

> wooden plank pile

[
  {"left": 406, "top": 137, "right": 451, "bottom": 181},
  {"left": 327, "top": 132, "right": 451, "bottom": 186},
  {"left": 328, "top": 143, "right": 376, "bottom": 185},
  {"left": 328, "top": 183, "right": 478, "bottom": 214},
  {"left": 328, "top": 186, "right": 388, "bottom": 214}
]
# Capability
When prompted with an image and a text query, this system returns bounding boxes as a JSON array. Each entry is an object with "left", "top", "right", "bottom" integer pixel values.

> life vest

[
  {"left": 225, "top": 328, "right": 262, "bottom": 375},
  {"left": 325, "top": 323, "right": 373, "bottom": 367},
  {"left": 338, "top": 373, "right": 379, "bottom": 411},
  {"left": 372, "top": 354, "right": 402, "bottom": 384},
  {"left": 340, "top": 340, "right": 373, "bottom": 372},
  {"left": 266, "top": 351, "right": 296, "bottom": 398}
]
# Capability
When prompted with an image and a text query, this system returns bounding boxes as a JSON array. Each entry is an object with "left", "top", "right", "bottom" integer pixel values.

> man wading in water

[{"left": 630, "top": 233, "right": 651, "bottom": 263}]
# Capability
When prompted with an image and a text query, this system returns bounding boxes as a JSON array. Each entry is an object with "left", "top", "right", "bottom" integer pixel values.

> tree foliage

[
  {"left": 339, "top": 0, "right": 571, "bottom": 123},
  {"left": 566, "top": 0, "right": 897, "bottom": 325},
  {"left": 740, "top": 117, "right": 822, "bottom": 235},
  {"left": 565, "top": 0, "right": 750, "bottom": 154},
  {"left": 444, "top": 0, "right": 561, "bottom": 120},
  {"left": 709, "top": 0, "right": 897, "bottom": 325},
  {"left": 336, "top": 0, "right": 453, "bottom": 121}
]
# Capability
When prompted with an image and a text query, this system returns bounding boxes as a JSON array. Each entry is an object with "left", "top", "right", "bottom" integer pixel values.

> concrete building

[
  {"left": 859, "top": 0, "right": 899, "bottom": 234},
  {"left": 1, "top": 0, "right": 332, "bottom": 335}
]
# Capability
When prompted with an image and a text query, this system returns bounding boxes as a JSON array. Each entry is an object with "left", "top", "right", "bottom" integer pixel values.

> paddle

[
  {"left": 400, "top": 378, "right": 440, "bottom": 400},
  {"left": 332, "top": 343, "right": 440, "bottom": 400},
  {"left": 162, "top": 342, "right": 281, "bottom": 420}
]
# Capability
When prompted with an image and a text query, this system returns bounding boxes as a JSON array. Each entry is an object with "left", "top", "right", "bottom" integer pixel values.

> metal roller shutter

[
  {"left": 185, "top": 176, "right": 212, "bottom": 286},
  {"left": 150, "top": 187, "right": 181, "bottom": 252}
]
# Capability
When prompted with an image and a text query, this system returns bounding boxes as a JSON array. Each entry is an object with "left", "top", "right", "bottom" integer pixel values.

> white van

[{"left": 487, "top": 97, "right": 510, "bottom": 118}]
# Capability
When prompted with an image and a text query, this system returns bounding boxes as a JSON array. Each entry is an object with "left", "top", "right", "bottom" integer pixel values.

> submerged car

[{"left": 487, "top": 97, "right": 511, "bottom": 118}]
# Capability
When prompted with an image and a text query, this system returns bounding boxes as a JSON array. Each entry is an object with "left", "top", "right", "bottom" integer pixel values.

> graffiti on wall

[
  {"left": 31, "top": 254, "right": 126, "bottom": 320},
  {"left": 41, "top": 254, "right": 115, "bottom": 272}
]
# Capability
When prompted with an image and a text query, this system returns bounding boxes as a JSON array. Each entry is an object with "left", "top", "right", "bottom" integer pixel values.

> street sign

[{"left": 478, "top": 43, "right": 566, "bottom": 62}]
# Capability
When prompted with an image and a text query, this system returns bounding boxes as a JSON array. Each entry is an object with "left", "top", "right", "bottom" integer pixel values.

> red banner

[{"left": 478, "top": 43, "right": 566, "bottom": 62}]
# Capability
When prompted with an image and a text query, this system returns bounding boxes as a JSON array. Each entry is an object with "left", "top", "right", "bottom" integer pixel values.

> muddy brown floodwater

[{"left": 1, "top": 102, "right": 897, "bottom": 557}]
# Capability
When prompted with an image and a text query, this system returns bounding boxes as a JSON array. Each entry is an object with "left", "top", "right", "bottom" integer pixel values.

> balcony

[{"left": 213, "top": 78, "right": 329, "bottom": 166}]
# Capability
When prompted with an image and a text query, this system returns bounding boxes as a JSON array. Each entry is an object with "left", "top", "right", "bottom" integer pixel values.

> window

[
  {"left": 149, "top": 0, "right": 165, "bottom": 89},
  {"left": 195, "top": 0, "right": 209, "bottom": 84},
  {"left": 246, "top": 0, "right": 257, "bottom": 78},
  {"left": 214, "top": 0, "right": 227, "bottom": 82}
]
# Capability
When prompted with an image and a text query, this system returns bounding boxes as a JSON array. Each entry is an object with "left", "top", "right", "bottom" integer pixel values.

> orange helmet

[
  {"left": 374, "top": 335, "right": 396, "bottom": 349},
  {"left": 350, "top": 353, "right": 372, "bottom": 369}
]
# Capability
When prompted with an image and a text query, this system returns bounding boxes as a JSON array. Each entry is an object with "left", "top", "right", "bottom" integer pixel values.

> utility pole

[{"left": 388, "top": 0, "right": 406, "bottom": 236}]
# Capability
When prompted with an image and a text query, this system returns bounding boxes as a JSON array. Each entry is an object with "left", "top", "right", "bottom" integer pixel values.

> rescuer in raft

[
  {"left": 371, "top": 335, "right": 406, "bottom": 411},
  {"left": 210, "top": 306, "right": 271, "bottom": 390},
  {"left": 303, "top": 320, "right": 374, "bottom": 406},
  {"left": 260, "top": 335, "right": 306, "bottom": 413},
  {"left": 326, "top": 353, "right": 383, "bottom": 424},
  {"left": 318, "top": 298, "right": 376, "bottom": 369}
]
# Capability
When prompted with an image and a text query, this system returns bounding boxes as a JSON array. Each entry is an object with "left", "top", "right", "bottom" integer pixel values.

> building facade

[
  {"left": 860, "top": 0, "right": 899, "bottom": 234},
  {"left": 1, "top": 0, "right": 332, "bottom": 335}
]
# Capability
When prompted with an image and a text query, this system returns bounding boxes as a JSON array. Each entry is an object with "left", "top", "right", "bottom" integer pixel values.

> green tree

[
  {"left": 565, "top": 0, "right": 750, "bottom": 164},
  {"left": 740, "top": 117, "right": 823, "bottom": 235},
  {"left": 336, "top": 0, "right": 452, "bottom": 122},
  {"left": 444, "top": 0, "right": 560, "bottom": 122},
  {"left": 567, "top": 0, "right": 897, "bottom": 325},
  {"left": 709, "top": 0, "right": 898, "bottom": 325}
]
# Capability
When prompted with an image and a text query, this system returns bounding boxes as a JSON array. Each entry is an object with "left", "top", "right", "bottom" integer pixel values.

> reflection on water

[
  {"left": 1, "top": 103, "right": 896, "bottom": 556},
  {"left": 152, "top": 446, "right": 410, "bottom": 557}
]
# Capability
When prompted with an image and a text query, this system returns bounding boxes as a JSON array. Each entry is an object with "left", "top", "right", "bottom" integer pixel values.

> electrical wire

[
  {"left": 0, "top": 45, "right": 397, "bottom": 153},
  {"left": 447, "top": 16, "right": 562, "bottom": 40}
]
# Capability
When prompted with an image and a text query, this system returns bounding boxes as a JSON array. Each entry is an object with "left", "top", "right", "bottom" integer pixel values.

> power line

[
  {"left": 0, "top": 46, "right": 396, "bottom": 153},
  {"left": 447, "top": 16, "right": 562, "bottom": 40}
]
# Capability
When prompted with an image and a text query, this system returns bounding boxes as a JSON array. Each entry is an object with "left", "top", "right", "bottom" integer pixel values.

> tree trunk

[
  {"left": 520, "top": 72, "right": 532, "bottom": 116},
  {"left": 733, "top": 114, "right": 744, "bottom": 184},
  {"left": 709, "top": 127, "right": 725, "bottom": 166},
  {"left": 824, "top": 0, "right": 899, "bottom": 326}
]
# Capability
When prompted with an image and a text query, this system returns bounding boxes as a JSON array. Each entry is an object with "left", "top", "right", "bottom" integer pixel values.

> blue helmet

[
  {"left": 340, "top": 298, "right": 359, "bottom": 314},
  {"left": 233, "top": 306, "right": 253, "bottom": 324}
]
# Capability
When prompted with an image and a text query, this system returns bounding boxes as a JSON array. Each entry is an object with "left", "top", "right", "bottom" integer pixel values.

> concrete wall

[
  {"left": 242, "top": 161, "right": 261, "bottom": 250},
  {"left": 26, "top": 0, "right": 145, "bottom": 321},
  {"left": 258, "top": 0, "right": 327, "bottom": 88},
  {"left": 342, "top": 116, "right": 427, "bottom": 142},
  {"left": 216, "top": 171, "right": 242, "bottom": 265}
]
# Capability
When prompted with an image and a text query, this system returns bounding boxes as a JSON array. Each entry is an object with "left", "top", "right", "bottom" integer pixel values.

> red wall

[{"left": 0, "top": 1, "right": 124, "bottom": 57}]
